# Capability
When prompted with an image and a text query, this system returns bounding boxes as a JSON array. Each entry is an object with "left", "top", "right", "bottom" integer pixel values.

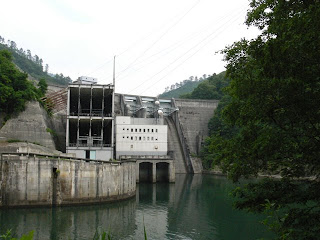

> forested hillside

[
  {"left": 159, "top": 80, "right": 201, "bottom": 98},
  {"left": 180, "top": 71, "right": 228, "bottom": 100},
  {"left": 0, "top": 50, "right": 47, "bottom": 117},
  {"left": 159, "top": 74, "right": 211, "bottom": 98},
  {"left": 0, "top": 36, "right": 72, "bottom": 85}
]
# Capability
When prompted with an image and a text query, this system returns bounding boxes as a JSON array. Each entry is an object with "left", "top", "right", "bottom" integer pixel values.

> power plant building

[
  {"left": 66, "top": 76, "right": 114, "bottom": 160},
  {"left": 66, "top": 76, "right": 174, "bottom": 182}
]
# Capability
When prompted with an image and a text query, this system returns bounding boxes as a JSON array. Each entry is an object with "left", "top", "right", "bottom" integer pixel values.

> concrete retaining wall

[
  {"left": 0, "top": 153, "right": 136, "bottom": 207},
  {"left": 0, "top": 101, "right": 56, "bottom": 150}
]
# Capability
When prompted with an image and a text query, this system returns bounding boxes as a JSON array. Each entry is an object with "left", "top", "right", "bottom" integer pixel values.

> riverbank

[{"left": 202, "top": 169, "right": 282, "bottom": 179}]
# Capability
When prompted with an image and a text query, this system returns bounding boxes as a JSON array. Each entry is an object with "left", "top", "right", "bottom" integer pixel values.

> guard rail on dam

[{"left": 0, "top": 153, "right": 136, "bottom": 208}]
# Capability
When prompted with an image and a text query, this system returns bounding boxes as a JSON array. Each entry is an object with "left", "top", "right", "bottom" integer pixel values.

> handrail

[
  {"left": 119, "top": 154, "right": 173, "bottom": 160},
  {"left": 0, "top": 152, "right": 136, "bottom": 164},
  {"left": 68, "top": 143, "right": 111, "bottom": 147}
]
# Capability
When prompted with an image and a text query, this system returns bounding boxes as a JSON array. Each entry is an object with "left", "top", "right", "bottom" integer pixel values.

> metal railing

[
  {"left": 68, "top": 143, "right": 111, "bottom": 147},
  {"left": 69, "top": 111, "right": 112, "bottom": 117},
  {"left": 119, "top": 154, "right": 173, "bottom": 160}
]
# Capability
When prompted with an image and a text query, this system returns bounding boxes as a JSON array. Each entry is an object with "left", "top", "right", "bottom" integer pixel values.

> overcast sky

[{"left": 1, "top": 0, "right": 259, "bottom": 96}]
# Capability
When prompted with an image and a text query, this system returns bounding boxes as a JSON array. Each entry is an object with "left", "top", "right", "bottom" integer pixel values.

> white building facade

[{"left": 115, "top": 116, "right": 168, "bottom": 159}]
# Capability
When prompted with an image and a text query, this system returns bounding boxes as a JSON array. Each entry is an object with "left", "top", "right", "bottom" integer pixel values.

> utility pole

[{"left": 112, "top": 56, "right": 116, "bottom": 160}]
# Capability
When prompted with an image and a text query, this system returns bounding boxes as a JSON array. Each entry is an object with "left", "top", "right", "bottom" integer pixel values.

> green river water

[{"left": 0, "top": 174, "right": 274, "bottom": 239}]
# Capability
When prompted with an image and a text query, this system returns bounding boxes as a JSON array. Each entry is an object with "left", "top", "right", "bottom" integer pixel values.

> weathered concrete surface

[
  {"left": 174, "top": 99, "right": 219, "bottom": 173},
  {"left": 175, "top": 99, "right": 219, "bottom": 155},
  {"left": 0, "top": 142, "right": 71, "bottom": 157},
  {"left": 50, "top": 110, "right": 67, "bottom": 152},
  {"left": 0, "top": 101, "right": 56, "bottom": 150},
  {"left": 135, "top": 159, "right": 175, "bottom": 183},
  {"left": 164, "top": 117, "right": 187, "bottom": 174},
  {"left": 0, "top": 153, "right": 136, "bottom": 207}
]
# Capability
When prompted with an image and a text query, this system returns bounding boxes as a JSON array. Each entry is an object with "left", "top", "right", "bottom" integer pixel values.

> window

[
  {"left": 147, "top": 137, "right": 150, "bottom": 141},
  {"left": 147, "top": 129, "right": 150, "bottom": 132},
  {"left": 143, "top": 129, "right": 145, "bottom": 132},
  {"left": 131, "top": 137, "right": 133, "bottom": 140},
  {"left": 156, "top": 129, "right": 158, "bottom": 133},
  {"left": 139, "top": 129, "right": 141, "bottom": 132},
  {"left": 143, "top": 137, "right": 145, "bottom": 141},
  {"left": 127, "top": 128, "right": 129, "bottom": 131},
  {"left": 135, "top": 136, "right": 137, "bottom": 140},
  {"left": 123, "top": 128, "right": 125, "bottom": 131},
  {"left": 131, "top": 129, "right": 133, "bottom": 132},
  {"left": 151, "top": 137, "right": 154, "bottom": 140},
  {"left": 152, "top": 129, "right": 154, "bottom": 133},
  {"left": 135, "top": 129, "right": 137, "bottom": 132},
  {"left": 123, "top": 136, "right": 125, "bottom": 138},
  {"left": 139, "top": 137, "right": 141, "bottom": 140}
]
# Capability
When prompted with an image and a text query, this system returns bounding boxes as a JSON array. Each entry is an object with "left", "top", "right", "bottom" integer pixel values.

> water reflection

[
  {"left": 0, "top": 174, "right": 273, "bottom": 240},
  {"left": 0, "top": 200, "right": 136, "bottom": 240}
]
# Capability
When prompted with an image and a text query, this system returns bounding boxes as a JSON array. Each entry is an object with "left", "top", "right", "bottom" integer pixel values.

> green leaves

[
  {"left": 0, "top": 230, "right": 34, "bottom": 240},
  {"left": 201, "top": 0, "right": 320, "bottom": 238},
  {"left": 179, "top": 72, "right": 229, "bottom": 100},
  {"left": 0, "top": 50, "right": 43, "bottom": 116}
]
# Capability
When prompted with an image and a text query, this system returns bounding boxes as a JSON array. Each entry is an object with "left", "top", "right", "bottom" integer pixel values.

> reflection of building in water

[{"left": 0, "top": 198, "right": 136, "bottom": 240}]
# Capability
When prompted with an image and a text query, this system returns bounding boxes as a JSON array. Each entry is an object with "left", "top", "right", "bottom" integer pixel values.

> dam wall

[
  {"left": 0, "top": 90, "right": 219, "bottom": 175},
  {"left": 0, "top": 153, "right": 136, "bottom": 207},
  {"left": 174, "top": 99, "right": 219, "bottom": 155},
  {"left": 173, "top": 99, "right": 219, "bottom": 173}
]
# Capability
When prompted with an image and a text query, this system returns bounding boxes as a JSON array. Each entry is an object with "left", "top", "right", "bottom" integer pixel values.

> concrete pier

[{"left": 0, "top": 153, "right": 136, "bottom": 208}]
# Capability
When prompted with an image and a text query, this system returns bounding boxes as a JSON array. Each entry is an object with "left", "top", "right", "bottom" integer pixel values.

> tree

[
  {"left": 45, "top": 64, "right": 49, "bottom": 73},
  {"left": 0, "top": 50, "right": 39, "bottom": 115},
  {"left": 182, "top": 72, "right": 228, "bottom": 100},
  {"left": 209, "top": 0, "right": 320, "bottom": 238},
  {"left": 37, "top": 78, "right": 48, "bottom": 97},
  {"left": 26, "top": 49, "right": 32, "bottom": 60},
  {"left": 9, "top": 41, "right": 17, "bottom": 50},
  {"left": 34, "top": 55, "right": 39, "bottom": 64}
]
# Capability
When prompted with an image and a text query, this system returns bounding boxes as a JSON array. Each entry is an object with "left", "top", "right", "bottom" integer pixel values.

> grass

[
  {"left": 46, "top": 128, "right": 57, "bottom": 137},
  {"left": 0, "top": 229, "right": 34, "bottom": 240}
]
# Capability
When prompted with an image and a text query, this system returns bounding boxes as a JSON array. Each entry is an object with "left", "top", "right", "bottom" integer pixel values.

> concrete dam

[{"left": 0, "top": 80, "right": 218, "bottom": 207}]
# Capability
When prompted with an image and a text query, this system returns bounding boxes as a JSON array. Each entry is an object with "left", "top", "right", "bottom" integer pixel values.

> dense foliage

[
  {"left": 0, "top": 50, "right": 44, "bottom": 116},
  {"left": 159, "top": 79, "right": 202, "bottom": 98},
  {"left": 180, "top": 72, "right": 229, "bottom": 100},
  {"left": 203, "top": 0, "right": 320, "bottom": 238},
  {"left": 0, "top": 38, "right": 72, "bottom": 86}
]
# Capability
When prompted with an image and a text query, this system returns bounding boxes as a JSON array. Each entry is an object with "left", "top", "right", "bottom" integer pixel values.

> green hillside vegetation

[
  {"left": 0, "top": 37, "right": 72, "bottom": 86},
  {"left": 0, "top": 50, "right": 46, "bottom": 118},
  {"left": 180, "top": 71, "right": 228, "bottom": 100},
  {"left": 159, "top": 79, "right": 202, "bottom": 99}
]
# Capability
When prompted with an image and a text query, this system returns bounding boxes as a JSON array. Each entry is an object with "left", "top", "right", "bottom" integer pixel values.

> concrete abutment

[{"left": 0, "top": 153, "right": 136, "bottom": 208}]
